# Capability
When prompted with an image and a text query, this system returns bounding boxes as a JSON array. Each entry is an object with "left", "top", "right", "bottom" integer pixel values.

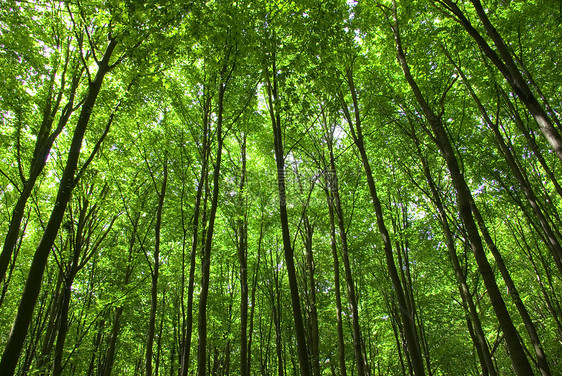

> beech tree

[{"left": 1, "top": 0, "right": 561, "bottom": 375}]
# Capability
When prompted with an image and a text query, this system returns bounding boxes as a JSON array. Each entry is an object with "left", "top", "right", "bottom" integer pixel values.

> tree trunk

[
  {"left": 341, "top": 66, "right": 424, "bottom": 376},
  {"left": 264, "top": 44, "right": 311, "bottom": 376},
  {"left": 0, "top": 60, "right": 81, "bottom": 287},
  {"left": 237, "top": 132, "right": 250, "bottom": 376},
  {"left": 437, "top": 0, "right": 562, "bottom": 163},
  {"left": 146, "top": 159, "right": 168, "bottom": 376},
  {"left": 0, "top": 37, "right": 117, "bottom": 376},
  {"left": 326, "top": 136, "right": 368, "bottom": 376},
  {"left": 416, "top": 145, "right": 497, "bottom": 376},
  {"left": 196, "top": 52, "right": 229, "bottom": 376},
  {"left": 391, "top": 4, "right": 534, "bottom": 374}
]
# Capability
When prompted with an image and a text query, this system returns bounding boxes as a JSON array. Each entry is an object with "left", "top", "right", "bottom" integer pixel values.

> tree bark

[
  {"left": 0, "top": 58, "right": 81, "bottom": 287},
  {"left": 237, "top": 132, "right": 250, "bottom": 376},
  {"left": 326, "top": 136, "right": 368, "bottom": 376},
  {"left": 436, "top": 0, "right": 562, "bottom": 163},
  {"left": 196, "top": 52, "right": 229, "bottom": 376}
]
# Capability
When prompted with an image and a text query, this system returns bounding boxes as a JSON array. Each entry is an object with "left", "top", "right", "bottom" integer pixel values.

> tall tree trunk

[
  {"left": 0, "top": 38, "right": 118, "bottom": 376},
  {"left": 196, "top": 51, "right": 230, "bottom": 376},
  {"left": 264, "top": 44, "right": 311, "bottom": 376},
  {"left": 247, "top": 207, "right": 265, "bottom": 374},
  {"left": 178, "top": 106, "right": 210, "bottom": 376},
  {"left": 103, "top": 214, "right": 138, "bottom": 376},
  {"left": 449, "top": 56, "right": 552, "bottom": 376},
  {"left": 391, "top": 4, "right": 534, "bottom": 374},
  {"left": 453, "top": 57, "right": 562, "bottom": 277},
  {"left": 146, "top": 159, "right": 168, "bottom": 376},
  {"left": 302, "top": 215, "right": 320, "bottom": 376},
  {"left": 0, "top": 57, "right": 81, "bottom": 287},
  {"left": 324, "top": 186, "right": 347, "bottom": 376},
  {"left": 340, "top": 66, "right": 424, "bottom": 376},
  {"left": 415, "top": 144, "right": 497, "bottom": 376},
  {"left": 237, "top": 132, "right": 250, "bottom": 376},
  {"left": 326, "top": 136, "right": 368, "bottom": 376}
]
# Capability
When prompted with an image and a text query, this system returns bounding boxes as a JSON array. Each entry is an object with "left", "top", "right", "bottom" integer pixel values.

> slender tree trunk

[
  {"left": 179, "top": 120, "right": 209, "bottom": 376},
  {"left": 196, "top": 53, "right": 229, "bottom": 376},
  {"left": 237, "top": 132, "right": 250, "bottom": 376},
  {"left": 453, "top": 58, "right": 562, "bottom": 277},
  {"left": 326, "top": 138, "right": 368, "bottom": 376},
  {"left": 451, "top": 59, "right": 552, "bottom": 375},
  {"left": 146, "top": 160, "right": 168, "bottom": 376},
  {"left": 103, "top": 214, "right": 138, "bottom": 376},
  {"left": 497, "top": 86, "right": 562, "bottom": 201},
  {"left": 247, "top": 207, "right": 265, "bottom": 374},
  {"left": 302, "top": 215, "right": 320, "bottom": 376},
  {"left": 341, "top": 66, "right": 423, "bottom": 376},
  {"left": 390, "top": 5, "right": 534, "bottom": 374},
  {"left": 264, "top": 45, "right": 311, "bottom": 376},
  {"left": 324, "top": 183, "right": 347, "bottom": 376},
  {"left": 0, "top": 38, "right": 117, "bottom": 376},
  {"left": 471, "top": 200, "right": 551, "bottom": 376},
  {"left": 0, "top": 60, "right": 81, "bottom": 287},
  {"left": 416, "top": 147, "right": 497, "bottom": 376}
]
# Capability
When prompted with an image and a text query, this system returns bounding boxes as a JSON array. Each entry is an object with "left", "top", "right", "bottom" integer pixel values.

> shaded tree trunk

[
  {"left": 146, "top": 159, "right": 168, "bottom": 376},
  {"left": 264, "top": 40, "right": 311, "bottom": 376},
  {"left": 196, "top": 49, "right": 230, "bottom": 376},
  {"left": 340, "top": 66, "right": 424, "bottom": 376},
  {"left": 436, "top": 0, "right": 562, "bottom": 163},
  {"left": 391, "top": 4, "right": 534, "bottom": 374},
  {"left": 0, "top": 38, "right": 118, "bottom": 376}
]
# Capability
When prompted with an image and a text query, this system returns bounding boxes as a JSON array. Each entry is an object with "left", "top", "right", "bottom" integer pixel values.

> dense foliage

[{"left": 1, "top": 0, "right": 561, "bottom": 375}]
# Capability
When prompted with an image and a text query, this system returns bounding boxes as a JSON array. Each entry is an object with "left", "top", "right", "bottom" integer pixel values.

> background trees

[{"left": 1, "top": 0, "right": 561, "bottom": 375}]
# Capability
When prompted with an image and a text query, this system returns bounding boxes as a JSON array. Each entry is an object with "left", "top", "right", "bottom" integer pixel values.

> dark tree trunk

[
  {"left": 415, "top": 145, "right": 497, "bottom": 376},
  {"left": 179, "top": 108, "right": 210, "bottom": 376},
  {"left": 326, "top": 136, "right": 368, "bottom": 376},
  {"left": 0, "top": 60, "right": 81, "bottom": 287},
  {"left": 264, "top": 44, "right": 311, "bottom": 376},
  {"left": 391, "top": 4, "right": 534, "bottom": 374},
  {"left": 341, "top": 66, "right": 423, "bottom": 376},
  {"left": 436, "top": 0, "right": 562, "bottom": 163},
  {"left": 146, "top": 159, "right": 168, "bottom": 376},
  {"left": 196, "top": 51, "right": 230, "bottom": 376},
  {"left": 0, "top": 38, "right": 117, "bottom": 376},
  {"left": 237, "top": 132, "right": 250, "bottom": 376}
]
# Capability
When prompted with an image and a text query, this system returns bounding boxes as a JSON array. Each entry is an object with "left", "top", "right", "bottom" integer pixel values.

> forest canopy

[{"left": 1, "top": 0, "right": 561, "bottom": 375}]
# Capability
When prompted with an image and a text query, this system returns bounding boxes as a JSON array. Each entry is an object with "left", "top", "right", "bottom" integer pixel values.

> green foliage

[{"left": 1, "top": 0, "right": 562, "bottom": 375}]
